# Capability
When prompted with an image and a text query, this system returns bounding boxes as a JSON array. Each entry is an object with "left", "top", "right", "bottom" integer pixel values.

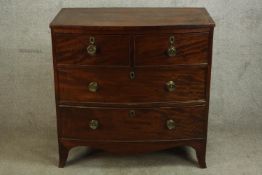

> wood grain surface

[
  {"left": 57, "top": 67, "right": 207, "bottom": 104},
  {"left": 50, "top": 8, "right": 215, "bottom": 28},
  {"left": 54, "top": 34, "right": 130, "bottom": 66},
  {"left": 135, "top": 33, "right": 209, "bottom": 66},
  {"left": 50, "top": 8, "right": 215, "bottom": 168},
  {"left": 60, "top": 106, "right": 206, "bottom": 140}
]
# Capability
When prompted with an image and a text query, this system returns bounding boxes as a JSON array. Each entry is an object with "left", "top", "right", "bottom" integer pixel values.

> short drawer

[
  {"left": 135, "top": 33, "right": 209, "bottom": 66},
  {"left": 57, "top": 67, "right": 206, "bottom": 104},
  {"left": 60, "top": 106, "right": 206, "bottom": 140},
  {"left": 54, "top": 34, "right": 130, "bottom": 66}
]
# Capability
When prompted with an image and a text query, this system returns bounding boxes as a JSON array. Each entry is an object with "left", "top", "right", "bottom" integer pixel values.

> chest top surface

[{"left": 50, "top": 8, "right": 215, "bottom": 28}]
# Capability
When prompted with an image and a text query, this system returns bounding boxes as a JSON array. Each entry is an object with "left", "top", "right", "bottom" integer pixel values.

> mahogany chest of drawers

[{"left": 50, "top": 8, "right": 215, "bottom": 168}]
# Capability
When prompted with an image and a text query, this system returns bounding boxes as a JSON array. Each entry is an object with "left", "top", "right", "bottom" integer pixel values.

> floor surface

[{"left": 0, "top": 122, "right": 261, "bottom": 175}]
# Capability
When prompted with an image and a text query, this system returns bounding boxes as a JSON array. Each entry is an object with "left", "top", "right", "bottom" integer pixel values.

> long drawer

[
  {"left": 57, "top": 67, "right": 207, "bottom": 104},
  {"left": 60, "top": 106, "right": 206, "bottom": 140}
]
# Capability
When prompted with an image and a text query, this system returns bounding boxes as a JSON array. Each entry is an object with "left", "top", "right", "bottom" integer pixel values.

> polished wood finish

[
  {"left": 54, "top": 34, "right": 130, "bottom": 66},
  {"left": 60, "top": 106, "right": 206, "bottom": 140},
  {"left": 50, "top": 8, "right": 215, "bottom": 28},
  {"left": 57, "top": 67, "right": 206, "bottom": 103},
  {"left": 50, "top": 8, "right": 215, "bottom": 168},
  {"left": 135, "top": 33, "right": 209, "bottom": 66}
]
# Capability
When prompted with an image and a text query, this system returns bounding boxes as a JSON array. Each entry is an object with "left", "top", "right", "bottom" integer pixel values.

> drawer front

[
  {"left": 60, "top": 106, "right": 206, "bottom": 140},
  {"left": 54, "top": 34, "right": 130, "bottom": 66},
  {"left": 135, "top": 33, "right": 209, "bottom": 66},
  {"left": 58, "top": 67, "right": 206, "bottom": 104}
]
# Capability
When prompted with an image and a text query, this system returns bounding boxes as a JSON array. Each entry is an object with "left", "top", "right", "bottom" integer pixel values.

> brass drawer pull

[
  {"left": 166, "top": 80, "right": 176, "bottom": 92},
  {"left": 89, "top": 120, "right": 99, "bottom": 130},
  {"left": 87, "top": 36, "right": 97, "bottom": 56},
  {"left": 88, "top": 82, "right": 98, "bottom": 92},
  {"left": 167, "top": 36, "right": 176, "bottom": 57},
  {"left": 166, "top": 119, "right": 175, "bottom": 130}
]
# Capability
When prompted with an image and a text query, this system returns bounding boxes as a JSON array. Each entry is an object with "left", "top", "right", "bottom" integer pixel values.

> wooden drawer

[
  {"left": 57, "top": 67, "right": 206, "bottom": 104},
  {"left": 54, "top": 34, "right": 130, "bottom": 66},
  {"left": 135, "top": 33, "right": 209, "bottom": 66},
  {"left": 60, "top": 106, "right": 206, "bottom": 140}
]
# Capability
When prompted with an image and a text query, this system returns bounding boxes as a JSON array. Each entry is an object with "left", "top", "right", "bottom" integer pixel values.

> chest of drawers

[{"left": 50, "top": 8, "right": 215, "bottom": 168}]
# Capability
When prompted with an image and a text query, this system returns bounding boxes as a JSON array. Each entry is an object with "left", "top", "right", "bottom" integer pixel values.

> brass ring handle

[
  {"left": 87, "top": 36, "right": 97, "bottom": 56},
  {"left": 88, "top": 82, "right": 98, "bottom": 92},
  {"left": 166, "top": 119, "right": 175, "bottom": 130},
  {"left": 167, "top": 36, "right": 176, "bottom": 57},
  {"left": 89, "top": 120, "right": 99, "bottom": 130},
  {"left": 167, "top": 46, "right": 176, "bottom": 57},
  {"left": 166, "top": 81, "right": 176, "bottom": 92}
]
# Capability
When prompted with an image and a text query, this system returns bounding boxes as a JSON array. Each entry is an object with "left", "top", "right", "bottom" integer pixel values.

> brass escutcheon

[
  {"left": 169, "top": 36, "right": 175, "bottom": 44},
  {"left": 129, "top": 110, "right": 136, "bottom": 117},
  {"left": 129, "top": 71, "right": 135, "bottom": 80}
]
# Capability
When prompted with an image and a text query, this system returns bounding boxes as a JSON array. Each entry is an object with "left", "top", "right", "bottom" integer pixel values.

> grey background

[{"left": 0, "top": 0, "right": 262, "bottom": 175}]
